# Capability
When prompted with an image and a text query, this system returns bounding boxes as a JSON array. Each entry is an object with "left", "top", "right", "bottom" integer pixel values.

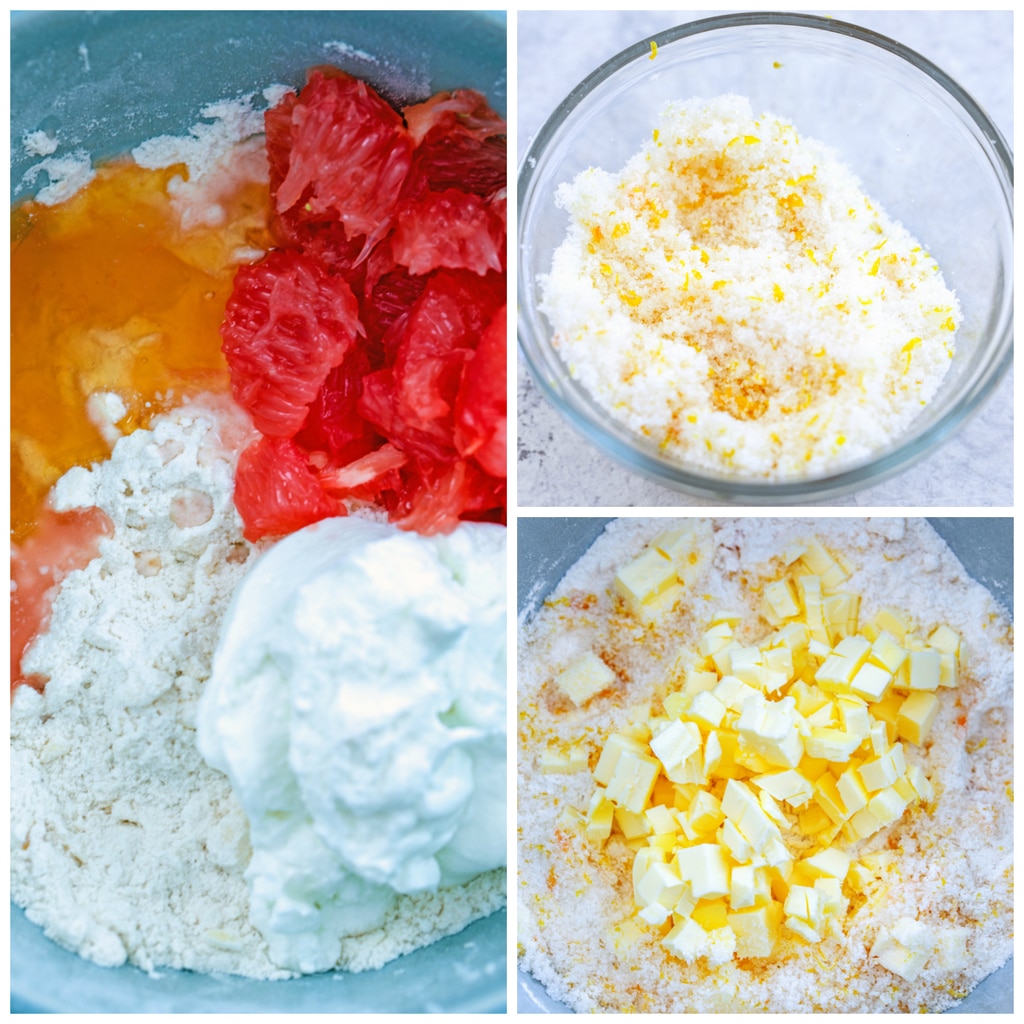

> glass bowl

[
  {"left": 517, "top": 12, "right": 1013, "bottom": 503},
  {"left": 11, "top": 8, "right": 506, "bottom": 1013}
]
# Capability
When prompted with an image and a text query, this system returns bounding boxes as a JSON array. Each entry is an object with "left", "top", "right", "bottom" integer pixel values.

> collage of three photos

[{"left": 10, "top": 9, "right": 1012, "bottom": 1014}]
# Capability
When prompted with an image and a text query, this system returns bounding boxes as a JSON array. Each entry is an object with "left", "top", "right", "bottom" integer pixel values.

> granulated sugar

[
  {"left": 517, "top": 518, "right": 1011, "bottom": 1013},
  {"left": 541, "top": 96, "right": 960, "bottom": 478}
]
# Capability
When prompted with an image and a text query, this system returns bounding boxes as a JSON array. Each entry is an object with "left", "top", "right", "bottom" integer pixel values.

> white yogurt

[{"left": 197, "top": 516, "right": 506, "bottom": 973}]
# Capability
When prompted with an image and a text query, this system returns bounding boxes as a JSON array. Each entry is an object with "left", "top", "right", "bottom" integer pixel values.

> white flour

[{"left": 518, "top": 518, "right": 1012, "bottom": 1013}]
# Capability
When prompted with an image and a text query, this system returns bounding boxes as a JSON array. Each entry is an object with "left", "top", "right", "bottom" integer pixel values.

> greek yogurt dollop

[{"left": 197, "top": 516, "right": 506, "bottom": 973}]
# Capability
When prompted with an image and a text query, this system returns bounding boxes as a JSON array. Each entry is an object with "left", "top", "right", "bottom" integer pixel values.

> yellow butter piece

[
  {"left": 858, "top": 743, "right": 906, "bottom": 792},
  {"left": 585, "top": 788, "right": 615, "bottom": 843},
  {"left": 869, "top": 630, "right": 908, "bottom": 673},
  {"left": 849, "top": 661, "right": 892, "bottom": 702},
  {"left": 682, "top": 667, "right": 720, "bottom": 697},
  {"left": 805, "top": 727, "right": 860, "bottom": 762},
  {"left": 688, "top": 690, "right": 727, "bottom": 730},
  {"left": 692, "top": 898, "right": 730, "bottom": 931},
  {"left": 751, "top": 768, "right": 814, "bottom": 808},
  {"left": 614, "top": 547, "right": 677, "bottom": 613},
  {"left": 635, "top": 859, "right": 686, "bottom": 909},
  {"left": 836, "top": 766, "right": 869, "bottom": 814},
  {"left": 897, "top": 691, "right": 940, "bottom": 746},
  {"left": 908, "top": 648, "right": 941, "bottom": 691},
  {"left": 736, "top": 694, "right": 804, "bottom": 768},
  {"left": 728, "top": 903, "right": 782, "bottom": 957},
  {"left": 675, "top": 843, "right": 731, "bottom": 899},
  {"left": 871, "top": 919, "right": 931, "bottom": 981},
  {"left": 650, "top": 719, "right": 701, "bottom": 774},
  {"left": 874, "top": 606, "right": 912, "bottom": 639},
  {"left": 606, "top": 749, "right": 662, "bottom": 813},
  {"left": 764, "top": 578, "right": 800, "bottom": 620},
  {"left": 615, "top": 805, "right": 653, "bottom": 840},
  {"left": 593, "top": 732, "right": 646, "bottom": 785},
  {"left": 554, "top": 651, "right": 616, "bottom": 706},
  {"left": 800, "top": 847, "right": 851, "bottom": 882}
]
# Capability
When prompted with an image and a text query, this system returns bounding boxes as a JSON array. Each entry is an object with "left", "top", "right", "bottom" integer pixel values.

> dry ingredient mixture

[
  {"left": 518, "top": 518, "right": 1012, "bottom": 1012},
  {"left": 11, "top": 66, "right": 507, "bottom": 980},
  {"left": 540, "top": 95, "right": 960, "bottom": 478}
]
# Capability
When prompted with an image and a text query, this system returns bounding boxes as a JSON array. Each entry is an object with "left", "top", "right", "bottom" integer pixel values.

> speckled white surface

[{"left": 516, "top": 10, "right": 1013, "bottom": 508}]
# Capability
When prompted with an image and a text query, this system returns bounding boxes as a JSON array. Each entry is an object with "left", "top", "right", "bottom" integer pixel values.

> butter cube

[
  {"left": 651, "top": 520, "right": 712, "bottom": 585},
  {"left": 697, "top": 622, "right": 733, "bottom": 658},
  {"left": 594, "top": 733, "right": 647, "bottom": 786},
  {"left": 836, "top": 696, "right": 871, "bottom": 738},
  {"left": 805, "top": 727, "right": 861, "bottom": 762},
  {"left": 897, "top": 692, "right": 940, "bottom": 746},
  {"left": 870, "top": 630, "right": 908, "bottom": 674},
  {"left": 867, "top": 785, "right": 909, "bottom": 827},
  {"left": 606, "top": 750, "right": 661, "bottom": 813},
  {"left": 849, "top": 662, "right": 892, "bottom": 702},
  {"left": 858, "top": 744, "right": 906, "bottom": 792},
  {"left": 801, "top": 847, "right": 851, "bottom": 882},
  {"left": 614, "top": 547, "right": 677, "bottom": 616},
  {"left": 539, "top": 747, "right": 573, "bottom": 774},
  {"left": 764, "top": 579, "right": 800, "bottom": 619},
  {"left": 751, "top": 769, "right": 814, "bottom": 808},
  {"left": 585, "top": 789, "right": 614, "bottom": 843},
  {"left": 675, "top": 843, "right": 731, "bottom": 899},
  {"left": 554, "top": 651, "right": 617, "bottom": 706},
  {"left": 905, "top": 763, "right": 934, "bottom": 802},
  {"left": 703, "top": 729, "right": 723, "bottom": 777},
  {"left": 635, "top": 860, "right": 686, "bottom": 909},
  {"left": 799, "top": 539, "right": 834, "bottom": 576},
  {"left": 871, "top": 923, "right": 929, "bottom": 982},
  {"left": 662, "top": 917, "right": 709, "bottom": 962},
  {"left": 615, "top": 805, "right": 653, "bottom": 840},
  {"left": 874, "top": 607, "right": 912, "bottom": 639},
  {"left": 637, "top": 900, "right": 672, "bottom": 926},
  {"left": 938, "top": 652, "right": 958, "bottom": 689},
  {"left": 722, "top": 779, "right": 781, "bottom": 854},
  {"left": 686, "top": 790, "right": 724, "bottom": 835},
  {"left": 836, "top": 766, "right": 869, "bottom": 814},
  {"left": 650, "top": 719, "right": 701, "bottom": 774},
  {"left": 713, "top": 675, "right": 760, "bottom": 713},
  {"left": 928, "top": 624, "right": 961, "bottom": 655},
  {"left": 718, "top": 817, "right": 754, "bottom": 863},
  {"left": 736, "top": 694, "right": 804, "bottom": 769},
  {"left": 728, "top": 903, "right": 782, "bottom": 957},
  {"left": 908, "top": 649, "right": 941, "bottom": 691},
  {"left": 730, "top": 864, "right": 757, "bottom": 909},
  {"left": 691, "top": 898, "right": 730, "bottom": 931},
  {"left": 813, "top": 876, "right": 847, "bottom": 919},
  {"left": 688, "top": 690, "right": 727, "bottom": 731},
  {"left": 683, "top": 667, "right": 721, "bottom": 697}
]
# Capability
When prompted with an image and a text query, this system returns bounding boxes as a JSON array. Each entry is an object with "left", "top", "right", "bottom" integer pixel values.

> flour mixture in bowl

[
  {"left": 517, "top": 518, "right": 1011, "bottom": 1012},
  {"left": 11, "top": 50, "right": 508, "bottom": 993}
]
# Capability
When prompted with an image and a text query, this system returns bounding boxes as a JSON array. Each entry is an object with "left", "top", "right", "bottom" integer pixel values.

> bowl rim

[{"left": 517, "top": 11, "right": 1014, "bottom": 504}]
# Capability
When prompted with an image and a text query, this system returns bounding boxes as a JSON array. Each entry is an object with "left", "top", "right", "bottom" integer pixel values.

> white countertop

[{"left": 516, "top": 10, "right": 1013, "bottom": 508}]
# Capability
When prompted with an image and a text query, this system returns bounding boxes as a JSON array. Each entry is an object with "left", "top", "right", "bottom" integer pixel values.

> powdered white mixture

[
  {"left": 518, "top": 518, "right": 1011, "bottom": 1013},
  {"left": 541, "top": 96, "right": 961, "bottom": 478},
  {"left": 11, "top": 95, "right": 505, "bottom": 981}
]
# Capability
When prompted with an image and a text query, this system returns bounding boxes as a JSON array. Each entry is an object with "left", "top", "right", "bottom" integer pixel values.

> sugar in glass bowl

[{"left": 517, "top": 12, "right": 1013, "bottom": 503}]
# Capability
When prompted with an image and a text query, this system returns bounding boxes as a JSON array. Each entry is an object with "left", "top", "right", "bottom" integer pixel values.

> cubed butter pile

[{"left": 568, "top": 537, "right": 965, "bottom": 977}]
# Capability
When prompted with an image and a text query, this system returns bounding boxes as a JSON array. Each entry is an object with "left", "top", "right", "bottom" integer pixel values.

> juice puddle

[{"left": 10, "top": 154, "right": 271, "bottom": 688}]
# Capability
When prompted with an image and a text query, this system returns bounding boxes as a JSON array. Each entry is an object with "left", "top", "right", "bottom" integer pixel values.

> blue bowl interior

[{"left": 10, "top": 9, "right": 507, "bottom": 1013}]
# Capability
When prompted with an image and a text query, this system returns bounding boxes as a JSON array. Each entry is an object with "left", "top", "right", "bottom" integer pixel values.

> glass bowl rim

[{"left": 517, "top": 10, "right": 1014, "bottom": 503}]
